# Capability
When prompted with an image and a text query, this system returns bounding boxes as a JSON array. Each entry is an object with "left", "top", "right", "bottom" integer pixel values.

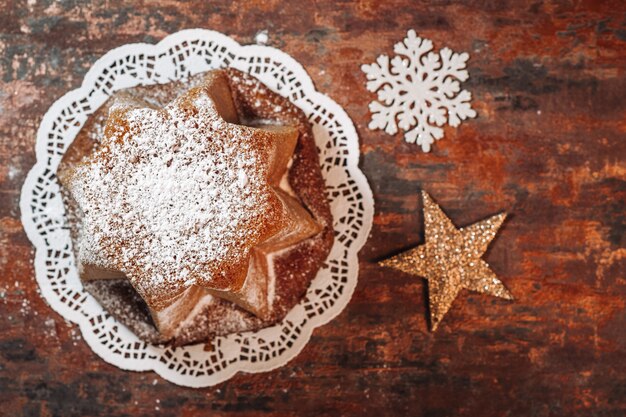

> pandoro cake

[{"left": 57, "top": 69, "right": 333, "bottom": 346}]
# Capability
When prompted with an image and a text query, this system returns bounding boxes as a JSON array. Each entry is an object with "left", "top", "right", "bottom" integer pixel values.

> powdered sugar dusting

[
  {"left": 69, "top": 87, "right": 280, "bottom": 306},
  {"left": 173, "top": 293, "right": 257, "bottom": 343}
]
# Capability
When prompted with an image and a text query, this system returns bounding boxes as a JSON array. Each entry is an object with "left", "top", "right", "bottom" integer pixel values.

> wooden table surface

[{"left": 1, "top": 1, "right": 625, "bottom": 416}]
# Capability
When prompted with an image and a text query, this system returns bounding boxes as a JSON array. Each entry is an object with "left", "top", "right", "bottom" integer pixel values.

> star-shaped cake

[{"left": 61, "top": 71, "right": 322, "bottom": 339}]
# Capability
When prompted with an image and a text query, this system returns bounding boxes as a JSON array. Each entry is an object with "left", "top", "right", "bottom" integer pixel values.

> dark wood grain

[{"left": 1, "top": 1, "right": 625, "bottom": 416}]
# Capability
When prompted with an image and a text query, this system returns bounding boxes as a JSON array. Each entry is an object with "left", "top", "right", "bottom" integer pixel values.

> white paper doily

[{"left": 20, "top": 29, "right": 373, "bottom": 387}]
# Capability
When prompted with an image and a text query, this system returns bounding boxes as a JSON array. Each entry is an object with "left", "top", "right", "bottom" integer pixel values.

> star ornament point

[{"left": 379, "top": 191, "right": 512, "bottom": 331}]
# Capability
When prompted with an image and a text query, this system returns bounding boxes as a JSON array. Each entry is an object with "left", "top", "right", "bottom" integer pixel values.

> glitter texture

[{"left": 379, "top": 191, "right": 512, "bottom": 330}]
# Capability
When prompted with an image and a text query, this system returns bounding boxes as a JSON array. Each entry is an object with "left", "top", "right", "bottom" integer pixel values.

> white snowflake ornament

[{"left": 362, "top": 30, "right": 477, "bottom": 152}]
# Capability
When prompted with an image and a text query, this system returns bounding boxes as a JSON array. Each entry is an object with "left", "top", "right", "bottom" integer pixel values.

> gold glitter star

[{"left": 379, "top": 191, "right": 512, "bottom": 331}]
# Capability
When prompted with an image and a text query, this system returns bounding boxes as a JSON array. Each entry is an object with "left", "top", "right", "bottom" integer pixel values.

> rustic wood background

[{"left": 1, "top": 1, "right": 624, "bottom": 416}]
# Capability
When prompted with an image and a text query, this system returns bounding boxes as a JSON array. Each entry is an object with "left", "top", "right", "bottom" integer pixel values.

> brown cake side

[{"left": 58, "top": 69, "right": 334, "bottom": 346}]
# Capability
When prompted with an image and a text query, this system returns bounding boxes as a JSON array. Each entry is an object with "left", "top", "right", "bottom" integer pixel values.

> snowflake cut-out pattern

[{"left": 362, "top": 30, "right": 477, "bottom": 152}]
